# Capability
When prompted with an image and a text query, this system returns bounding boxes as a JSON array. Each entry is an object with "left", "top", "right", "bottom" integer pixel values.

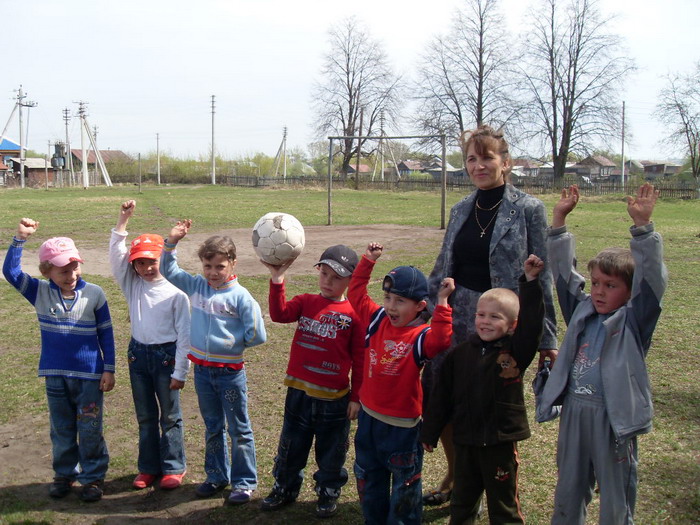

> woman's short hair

[
  {"left": 587, "top": 247, "right": 635, "bottom": 290},
  {"left": 477, "top": 288, "right": 520, "bottom": 322},
  {"left": 459, "top": 125, "right": 512, "bottom": 177},
  {"left": 197, "top": 235, "right": 237, "bottom": 262}
]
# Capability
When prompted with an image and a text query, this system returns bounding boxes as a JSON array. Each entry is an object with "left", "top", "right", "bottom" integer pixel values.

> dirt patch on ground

[
  {"left": 4, "top": 224, "right": 444, "bottom": 279},
  {"left": 0, "top": 224, "right": 446, "bottom": 524}
]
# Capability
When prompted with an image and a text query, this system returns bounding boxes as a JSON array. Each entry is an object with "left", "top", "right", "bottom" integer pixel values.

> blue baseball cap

[{"left": 382, "top": 266, "right": 428, "bottom": 302}]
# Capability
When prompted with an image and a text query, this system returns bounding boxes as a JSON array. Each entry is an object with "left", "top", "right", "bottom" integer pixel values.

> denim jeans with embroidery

[
  {"left": 194, "top": 364, "right": 257, "bottom": 489},
  {"left": 354, "top": 409, "right": 424, "bottom": 525},
  {"left": 270, "top": 387, "right": 350, "bottom": 497},
  {"left": 128, "top": 338, "right": 186, "bottom": 475},
  {"left": 45, "top": 375, "right": 109, "bottom": 484}
]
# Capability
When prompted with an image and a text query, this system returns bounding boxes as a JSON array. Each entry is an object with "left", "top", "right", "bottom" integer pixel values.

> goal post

[{"left": 326, "top": 133, "right": 448, "bottom": 229}]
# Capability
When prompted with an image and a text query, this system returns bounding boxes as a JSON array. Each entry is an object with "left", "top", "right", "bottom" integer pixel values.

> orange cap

[{"left": 129, "top": 234, "right": 164, "bottom": 263}]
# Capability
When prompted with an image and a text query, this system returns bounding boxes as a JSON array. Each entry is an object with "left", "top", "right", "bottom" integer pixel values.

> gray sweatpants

[{"left": 551, "top": 394, "right": 638, "bottom": 525}]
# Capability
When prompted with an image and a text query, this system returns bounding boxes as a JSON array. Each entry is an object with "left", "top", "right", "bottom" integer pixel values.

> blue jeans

[
  {"left": 45, "top": 376, "right": 109, "bottom": 484},
  {"left": 354, "top": 409, "right": 423, "bottom": 525},
  {"left": 271, "top": 387, "right": 350, "bottom": 496},
  {"left": 194, "top": 364, "right": 257, "bottom": 489},
  {"left": 128, "top": 339, "right": 186, "bottom": 475}
]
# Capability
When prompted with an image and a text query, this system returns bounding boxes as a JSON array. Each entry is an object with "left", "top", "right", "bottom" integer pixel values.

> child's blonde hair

[
  {"left": 587, "top": 248, "right": 634, "bottom": 290},
  {"left": 478, "top": 288, "right": 520, "bottom": 322},
  {"left": 198, "top": 235, "right": 237, "bottom": 262},
  {"left": 38, "top": 261, "right": 54, "bottom": 276}
]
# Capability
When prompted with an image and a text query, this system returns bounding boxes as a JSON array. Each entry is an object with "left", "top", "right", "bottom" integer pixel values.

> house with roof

[
  {"left": 512, "top": 158, "right": 542, "bottom": 178},
  {"left": 397, "top": 160, "right": 425, "bottom": 178},
  {"left": 574, "top": 155, "right": 617, "bottom": 180},
  {"left": 70, "top": 149, "right": 130, "bottom": 170},
  {"left": 642, "top": 162, "right": 683, "bottom": 179},
  {"left": 7, "top": 157, "right": 52, "bottom": 187},
  {"left": 346, "top": 163, "right": 372, "bottom": 176}
]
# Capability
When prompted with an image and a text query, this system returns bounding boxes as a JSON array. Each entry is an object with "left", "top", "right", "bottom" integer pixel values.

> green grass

[{"left": 0, "top": 184, "right": 698, "bottom": 524}]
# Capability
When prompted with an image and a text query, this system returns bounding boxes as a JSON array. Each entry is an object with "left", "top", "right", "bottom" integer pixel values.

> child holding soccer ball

[{"left": 259, "top": 245, "right": 365, "bottom": 518}]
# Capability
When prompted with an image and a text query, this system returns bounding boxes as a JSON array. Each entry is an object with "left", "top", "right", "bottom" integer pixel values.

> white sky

[{"left": 3, "top": 0, "right": 697, "bottom": 161}]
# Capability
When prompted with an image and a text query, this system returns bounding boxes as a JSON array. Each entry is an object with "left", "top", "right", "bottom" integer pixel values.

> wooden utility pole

[
  {"left": 354, "top": 107, "right": 363, "bottom": 190},
  {"left": 156, "top": 133, "right": 161, "bottom": 185},
  {"left": 621, "top": 101, "right": 626, "bottom": 192},
  {"left": 211, "top": 95, "right": 216, "bottom": 185}
]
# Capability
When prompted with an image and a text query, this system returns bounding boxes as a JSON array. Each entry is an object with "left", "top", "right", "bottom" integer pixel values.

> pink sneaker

[
  {"left": 160, "top": 472, "right": 186, "bottom": 490},
  {"left": 133, "top": 473, "right": 157, "bottom": 489}
]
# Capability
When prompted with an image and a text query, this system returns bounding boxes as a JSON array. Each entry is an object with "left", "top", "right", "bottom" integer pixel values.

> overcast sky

[{"left": 3, "top": 0, "right": 697, "bottom": 162}]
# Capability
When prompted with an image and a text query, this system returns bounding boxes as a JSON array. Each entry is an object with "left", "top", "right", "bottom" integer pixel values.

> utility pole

[
  {"left": 77, "top": 101, "right": 89, "bottom": 188},
  {"left": 46, "top": 140, "right": 50, "bottom": 190},
  {"left": 620, "top": 101, "right": 626, "bottom": 192},
  {"left": 211, "top": 95, "right": 216, "bottom": 185},
  {"left": 17, "top": 86, "right": 38, "bottom": 188},
  {"left": 354, "top": 107, "right": 363, "bottom": 190},
  {"left": 92, "top": 125, "right": 98, "bottom": 186},
  {"left": 282, "top": 126, "right": 288, "bottom": 179},
  {"left": 156, "top": 132, "right": 161, "bottom": 185},
  {"left": 63, "top": 108, "right": 75, "bottom": 186}
]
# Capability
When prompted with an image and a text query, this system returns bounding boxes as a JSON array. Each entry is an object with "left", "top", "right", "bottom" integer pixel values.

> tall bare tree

[
  {"left": 312, "top": 18, "right": 402, "bottom": 177},
  {"left": 656, "top": 62, "right": 700, "bottom": 183},
  {"left": 413, "top": 0, "right": 521, "bottom": 149},
  {"left": 521, "top": 0, "right": 634, "bottom": 179}
]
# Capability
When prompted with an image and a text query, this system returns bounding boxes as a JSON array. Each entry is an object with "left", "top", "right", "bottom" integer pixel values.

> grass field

[{"left": 0, "top": 184, "right": 698, "bottom": 524}]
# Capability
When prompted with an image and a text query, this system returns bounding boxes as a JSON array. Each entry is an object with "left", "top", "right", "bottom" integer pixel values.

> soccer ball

[{"left": 252, "top": 212, "right": 305, "bottom": 265}]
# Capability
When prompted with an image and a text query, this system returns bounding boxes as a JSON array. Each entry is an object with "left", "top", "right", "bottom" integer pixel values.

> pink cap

[{"left": 38, "top": 237, "right": 84, "bottom": 267}]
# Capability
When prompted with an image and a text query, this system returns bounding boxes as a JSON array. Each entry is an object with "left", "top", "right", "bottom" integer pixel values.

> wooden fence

[{"left": 218, "top": 175, "right": 698, "bottom": 199}]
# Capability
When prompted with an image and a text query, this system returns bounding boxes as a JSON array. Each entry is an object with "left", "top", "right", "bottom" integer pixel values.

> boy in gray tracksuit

[{"left": 536, "top": 183, "right": 667, "bottom": 525}]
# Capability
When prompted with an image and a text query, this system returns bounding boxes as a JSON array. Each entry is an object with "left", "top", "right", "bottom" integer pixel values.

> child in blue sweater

[
  {"left": 160, "top": 219, "right": 267, "bottom": 505},
  {"left": 3, "top": 218, "right": 115, "bottom": 503}
]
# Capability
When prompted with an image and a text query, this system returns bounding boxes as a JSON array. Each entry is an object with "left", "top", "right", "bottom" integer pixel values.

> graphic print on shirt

[
  {"left": 367, "top": 339, "right": 413, "bottom": 378},
  {"left": 297, "top": 311, "right": 352, "bottom": 340},
  {"left": 572, "top": 343, "right": 599, "bottom": 395},
  {"left": 496, "top": 352, "right": 520, "bottom": 379}
]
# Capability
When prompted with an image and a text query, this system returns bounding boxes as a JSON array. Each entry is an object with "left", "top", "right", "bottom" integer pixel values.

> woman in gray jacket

[{"left": 422, "top": 125, "right": 558, "bottom": 506}]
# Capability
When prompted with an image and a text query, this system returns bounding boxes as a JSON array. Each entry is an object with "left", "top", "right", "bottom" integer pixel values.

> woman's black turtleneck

[{"left": 452, "top": 184, "right": 506, "bottom": 292}]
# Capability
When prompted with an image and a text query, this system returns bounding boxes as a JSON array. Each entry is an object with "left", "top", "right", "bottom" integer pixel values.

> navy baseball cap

[
  {"left": 382, "top": 266, "right": 429, "bottom": 302},
  {"left": 315, "top": 245, "right": 359, "bottom": 277}
]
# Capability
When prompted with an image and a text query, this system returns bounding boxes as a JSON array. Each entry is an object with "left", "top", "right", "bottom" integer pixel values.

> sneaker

[
  {"left": 160, "top": 472, "right": 186, "bottom": 490},
  {"left": 79, "top": 480, "right": 104, "bottom": 502},
  {"left": 49, "top": 477, "right": 74, "bottom": 499},
  {"left": 260, "top": 487, "right": 297, "bottom": 511},
  {"left": 316, "top": 494, "right": 339, "bottom": 518},
  {"left": 133, "top": 473, "right": 157, "bottom": 490},
  {"left": 227, "top": 487, "right": 253, "bottom": 505},
  {"left": 195, "top": 481, "right": 228, "bottom": 498}
]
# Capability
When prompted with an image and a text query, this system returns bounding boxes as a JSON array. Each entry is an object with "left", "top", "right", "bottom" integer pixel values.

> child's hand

[
  {"left": 115, "top": 200, "right": 136, "bottom": 231},
  {"left": 17, "top": 218, "right": 39, "bottom": 240},
  {"left": 100, "top": 372, "right": 115, "bottom": 392},
  {"left": 261, "top": 259, "right": 293, "bottom": 284},
  {"left": 168, "top": 219, "right": 192, "bottom": 243},
  {"left": 170, "top": 378, "right": 185, "bottom": 390},
  {"left": 121, "top": 200, "right": 136, "bottom": 218},
  {"left": 437, "top": 277, "right": 455, "bottom": 304},
  {"left": 422, "top": 443, "right": 434, "bottom": 453},
  {"left": 552, "top": 185, "right": 579, "bottom": 228},
  {"left": 627, "top": 183, "right": 658, "bottom": 227},
  {"left": 524, "top": 254, "right": 544, "bottom": 281},
  {"left": 365, "top": 242, "right": 383, "bottom": 261},
  {"left": 347, "top": 401, "right": 361, "bottom": 420}
]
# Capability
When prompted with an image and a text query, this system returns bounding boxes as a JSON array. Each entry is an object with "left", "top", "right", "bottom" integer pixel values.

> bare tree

[
  {"left": 520, "top": 0, "right": 634, "bottom": 179},
  {"left": 656, "top": 62, "right": 700, "bottom": 183},
  {"left": 312, "top": 18, "right": 402, "bottom": 177},
  {"left": 413, "top": 0, "right": 521, "bottom": 150}
]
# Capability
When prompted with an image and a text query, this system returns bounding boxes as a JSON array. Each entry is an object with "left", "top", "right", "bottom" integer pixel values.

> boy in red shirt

[
  {"left": 348, "top": 242, "right": 455, "bottom": 524},
  {"left": 260, "top": 245, "right": 365, "bottom": 518}
]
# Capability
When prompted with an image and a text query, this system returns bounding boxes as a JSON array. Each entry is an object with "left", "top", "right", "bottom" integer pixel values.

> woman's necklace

[
  {"left": 474, "top": 205, "right": 500, "bottom": 238},
  {"left": 475, "top": 198, "right": 503, "bottom": 211}
]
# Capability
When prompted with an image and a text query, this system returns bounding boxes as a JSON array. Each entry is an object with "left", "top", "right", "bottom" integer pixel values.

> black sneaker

[
  {"left": 316, "top": 493, "right": 339, "bottom": 518},
  {"left": 260, "top": 487, "right": 297, "bottom": 511},
  {"left": 195, "top": 481, "right": 228, "bottom": 498},
  {"left": 49, "top": 477, "right": 74, "bottom": 499},
  {"left": 79, "top": 480, "right": 104, "bottom": 502}
]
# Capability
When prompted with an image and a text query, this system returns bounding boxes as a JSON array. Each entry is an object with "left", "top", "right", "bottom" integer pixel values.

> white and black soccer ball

[{"left": 252, "top": 212, "right": 305, "bottom": 265}]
